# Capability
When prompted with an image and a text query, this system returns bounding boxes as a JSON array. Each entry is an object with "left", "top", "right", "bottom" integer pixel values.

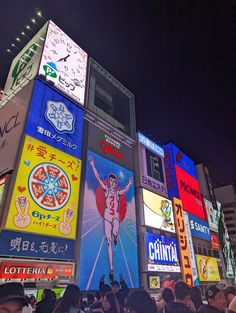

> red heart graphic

[
  {"left": 17, "top": 186, "right": 26, "bottom": 193},
  {"left": 72, "top": 174, "right": 78, "bottom": 181}
]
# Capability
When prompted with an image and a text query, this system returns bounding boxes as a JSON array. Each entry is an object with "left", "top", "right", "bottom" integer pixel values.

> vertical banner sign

[
  {"left": 6, "top": 135, "right": 81, "bottom": 239},
  {"left": 39, "top": 20, "right": 88, "bottom": 106},
  {"left": 172, "top": 198, "right": 194, "bottom": 286},
  {"left": 183, "top": 212, "right": 199, "bottom": 286},
  {"left": 79, "top": 150, "right": 139, "bottom": 290},
  {"left": 204, "top": 198, "right": 219, "bottom": 233}
]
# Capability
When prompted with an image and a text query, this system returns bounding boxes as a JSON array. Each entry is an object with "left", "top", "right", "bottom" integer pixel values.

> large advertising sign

[
  {"left": 5, "top": 135, "right": 81, "bottom": 239},
  {"left": 138, "top": 133, "right": 167, "bottom": 197},
  {"left": 79, "top": 150, "right": 139, "bottom": 290},
  {"left": 39, "top": 20, "right": 88, "bottom": 106},
  {"left": 0, "top": 260, "right": 74, "bottom": 280},
  {"left": 172, "top": 198, "right": 194, "bottom": 286},
  {"left": 204, "top": 198, "right": 219, "bottom": 233},
  {"left": 88, "top": 122, "right": 133, "bottom": 169},
  {"left": 211, "top": 233, "right": 220, "bottom": 250},
  {"left": 0, "top": 81, "right": 34, "bottom": 175},
  {"left": 143, "top": 189, "right": 175, "bottom": 233},
  {"left": 163, "top": 144, "right": 178, "bottom": 199},
  {"left": 146, "top": 232, "right": 180, "bottom": 272},
  {"left": 0, "top": 230, "right": 74, "bottom": 260},
  {"left": 175, "top": 165, "right": 206, "bottom": 220},
  {"left": 2, "top": 23, "right": 48, "bottom": 104},
  {"left": 189, "top": 213, "right": 211, "bottom": 241},
  {"left": 25, "top": 80, "right": 84, "bottom": 158},
  {"left": 184, "top": 212, "right": 199, "bottom": 285},
  {"left": 196, "top": 255, "right": 220, "bottom": 282}
]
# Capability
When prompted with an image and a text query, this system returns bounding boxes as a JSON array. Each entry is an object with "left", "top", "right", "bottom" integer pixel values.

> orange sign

[
  {"left": 211, "top": 233, "right": 220, "bottom": 249},
  {"left": 172, "top": 197, "right": 194, "bottom": 286}
]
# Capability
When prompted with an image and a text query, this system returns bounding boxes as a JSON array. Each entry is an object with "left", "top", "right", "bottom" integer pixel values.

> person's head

[
  {"left": 174, "top": 281, "right": 191, "bottom": 307},
  {"left": 87, "top": 293, "right": 95, "bottom": 305},
  {"left": 56, "top": 284, "right": 81, "bottom": 312},
  {"left": 42, "top": 289, "right": 56, "bottom": 302},
  {"left": 162, "top": 288, "right": 174, "bottom": 304},
  {"left": 110, "top": 281, "right": 119, "bottom": 295},
  {"left": 109, "top": 174, "right": 117, "bottom": 189},
  {"left": 101, "top": 284, "right": 111, "bottom": 299},
  {"left": 224, "top": 286, "right": 236, "bottom": 307},
  {"left": 190, "top": 286, "right": 203, "bottom": 311},
  {"left": 95, "top": 290, "right": 101, "bottom": 301},
  {"left": 102, "top": 292, "right": 120, "bottom": 313},
  {"left": 124, "top": 289, "right": 158, "bottom": 313},
  {"left": 0, "top": 283, "right": 27, "bottom": 313},
  {"left": 205, "top": 285, "right": 227, "bottom": 312},
  {"left": 29, "top": 296, "right": 36, "bottom": 305}
]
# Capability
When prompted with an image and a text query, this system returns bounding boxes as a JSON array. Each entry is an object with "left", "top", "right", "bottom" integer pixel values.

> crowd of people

[{"left": 1, "top": 278, "right": 236, "bottom": 313}]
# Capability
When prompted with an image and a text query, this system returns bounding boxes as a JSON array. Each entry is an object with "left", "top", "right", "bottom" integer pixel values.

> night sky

[{"left": 0, "top": 1, "right": 235, "bottom": 187}]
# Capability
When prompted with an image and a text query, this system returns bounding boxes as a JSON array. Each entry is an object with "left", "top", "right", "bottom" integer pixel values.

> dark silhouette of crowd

[{"left": 1, "top": 279, "right": 236, "bottom": 313}]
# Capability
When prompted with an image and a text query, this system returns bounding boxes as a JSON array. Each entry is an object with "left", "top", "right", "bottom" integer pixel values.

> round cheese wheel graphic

[{"left": 28, "top": 163, "right": 71, "bottom": 211}]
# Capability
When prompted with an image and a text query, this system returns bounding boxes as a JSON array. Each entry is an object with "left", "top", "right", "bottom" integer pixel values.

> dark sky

[{"left": 0, "top": 0, "right": 235, "bottom": 187}]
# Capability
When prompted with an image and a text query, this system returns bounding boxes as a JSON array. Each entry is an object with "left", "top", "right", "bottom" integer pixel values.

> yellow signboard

[
  {"left": 196, "top": 255, "right": 220, "bottom": 282},
  {"left": 149, "top": 276, "right": 160, "bottom": 289},
  {"left": 6, "top": 135, "right": 81, "bottom": 239}
]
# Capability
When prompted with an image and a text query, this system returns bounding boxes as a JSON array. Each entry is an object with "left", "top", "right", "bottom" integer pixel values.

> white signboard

[
  {"left": 204, "top": 198, "right": 219, "bottom": 233},
  {"left": 143, "top": 189, "right": 175, "bottom": 233},
  {"left": 39, "top": 20, "right": 88, "bottom": 106}
]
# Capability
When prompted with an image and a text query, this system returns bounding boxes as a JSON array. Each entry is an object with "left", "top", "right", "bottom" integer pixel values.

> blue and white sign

[
  {"left": 25, "top": 79, "right": 84, "bottom": 158},
  {"left": 146, "top": 232, "right": 181, "bottom": 272},
  {"left": 0, "top": 230, "right": 74, "bottom": 260},
  {"left": 189, "top": 213, "right": 211, "bottom": 241},
  {"left": 138, "top": 132, "right": 164, "bottom": 158}
]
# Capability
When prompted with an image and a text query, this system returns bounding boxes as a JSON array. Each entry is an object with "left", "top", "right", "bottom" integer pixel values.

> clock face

[{"left": 39, "top": 21, "right": 87, "bottom": 106}]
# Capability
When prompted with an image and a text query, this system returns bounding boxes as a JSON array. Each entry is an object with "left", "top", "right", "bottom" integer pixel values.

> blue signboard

[
  {"left": 25, "top": 79, "right": 84, "bottom": 158},
  {"left": 189, "top": 213, "right": 211, "bottom": 241},
  {"left": 163, "top": 144, "right": 179, "bottom": 199},
  {"left": 138, "top": 132, "right": 164, "bottom": 157},
  {"left": 0, "top": 230, "right": 74, "bottom": 260},
  {"left": 146, "top": 232, "right": 181, "bottom": 272},
  {"left": 163, "top": 143, "right": 197, "bottom": 179}
]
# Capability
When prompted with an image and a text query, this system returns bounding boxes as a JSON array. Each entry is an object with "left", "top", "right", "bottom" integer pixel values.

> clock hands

[{"left": 57, "top": 54, "right": 70, "bottom": 62}]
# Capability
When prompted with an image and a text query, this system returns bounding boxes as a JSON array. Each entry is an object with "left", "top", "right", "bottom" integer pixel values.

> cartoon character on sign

[
  {"left": 160, "top": 200, "right": 174, "bottom": 230},
  {"left": 13, "top": 196, "right": 31, "bottom": 228},
  {"left": 199, "top": 258, "right": 209, "bottom": 280},
  {"left": 88, "top": 155, "right": 133, "bottom": 277},
  {"left": 59, "top": 208, "right": 74, "bottom": 235}
]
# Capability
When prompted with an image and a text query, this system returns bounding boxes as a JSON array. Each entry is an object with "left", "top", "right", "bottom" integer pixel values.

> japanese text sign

[
  {"left": 196, "top": 255, "right": 220, "bottom": 282},
  {"left": 148, "top": 276, "right": 160, "bottom": 289},
  {"left": 211, "top": 233, "right": 220, "bottom": 250},
  {"left": 163, "top": 144, "right": 179, "bottom": 200},
  {"left": 138, "top": 133, "right": 164, "bottom": 157},
  {"left": 6, "top": 135, "right": 81, "bottom": 239},
  {"left": 204, "top": 198, "right": 219, "bottom": 233},
  {"left": 189, "top": 213, "right": 211, "bottom": 241},
  {"left": 146, "top": 232, "right": 181, "bottom": 272},
  {"left": 175, "top": 165, "right": 207, "bottom": 220},
  {"left": 0, "top": 230, "right": 74, "bottom": 260},
  {"left": 25, "top": 80, "right": 84, "bottom": 158},
  {"left": 143, "top": 189, "right": 175, "bottom": 233},
  {"left": 39, "top": 20, "right": 88, "bottom": 106},
  {"left": 0, "top": 261, "right": 74, "bottom": 280},
  {"left": 172, "top": 197, "right": 194, "bottom": 286}
]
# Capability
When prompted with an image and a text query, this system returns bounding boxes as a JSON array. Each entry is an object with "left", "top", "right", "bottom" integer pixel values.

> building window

[
  {"left": 227, "top": 223, "right": 236, "bottom": 228},
  {"left": 225, "top": 217, "right": 233, "bottom": 222},
  {"left": 224, "top": 210, "right": 235, "bottom": 215},
  {"left": 228, "top": 230, "right": 236, "bottom": 235}
]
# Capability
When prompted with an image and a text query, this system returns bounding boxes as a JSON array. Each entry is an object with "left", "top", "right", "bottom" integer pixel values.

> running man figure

[{"left": 88, "top": 155, "right": 133, "bottom": 276}]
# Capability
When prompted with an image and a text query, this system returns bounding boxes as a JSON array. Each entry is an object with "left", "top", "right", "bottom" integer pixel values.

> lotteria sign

[
  {"left": 146, "top": 232, "right": 181, "bottom": 272},
  {"left": 189, "top": 213, "right": 211, "bottom": 241}
]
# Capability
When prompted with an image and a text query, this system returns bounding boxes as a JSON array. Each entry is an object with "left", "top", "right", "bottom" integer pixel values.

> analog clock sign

[{"left": 39, "top": 20, "right": 88, "bottom": 106}]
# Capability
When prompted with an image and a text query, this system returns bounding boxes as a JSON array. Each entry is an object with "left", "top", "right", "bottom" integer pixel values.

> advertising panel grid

[
  {"left": 6, "top": 135, "right": 81, "bottom": 239},
  {"left": 143, "top": 189, "right": 175, "bottom": 233},
  {"left": 79, "top": 150, "right": 139, "bottom": 290},
  {"left": 146, "top": 232, "right": 181, "bottom": 273}
]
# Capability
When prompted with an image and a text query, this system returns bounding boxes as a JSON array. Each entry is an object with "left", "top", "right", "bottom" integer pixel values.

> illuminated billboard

[
  {"left": 6, "top": 135, "right": 81, "bottom": 239},
  {"left": 204, "top": 198, "right": 219, "bottom": 233},
  {"left": 175, "top": 165, "right": 206, "bottom": 220},
  {"left": 2, "top": 23, "right": 48, "bottom": 104},
  {"left": 25, "top": 80, "right": 84, "bottom": 158},
  {"left": 143, "top": 189, "right": 175, "bottom": 233},
  {"left": 0, "top": 81, "right": 34, "bottom": 175},
  {"left": 87, "top": 58, "right": 136, "bottom": 138},
  {"left": 146, "top": 232, "right": 181, "bottom": 272},
  {"left": 211, "top": 233, "right": 220, "bottom": 249},
  {"left": 172, "top": 198, "right": 194, "bottom": 286},
  {"left": 189, "top": 213, "right": 211, "bottom": 241},
  {"left": 39, "top": 20, "right": 88, "bottom": 106},
  {"left": 78, "top": 150, "right": 139, "bottom": 290},
  {"left": 196, "top": 255, "right": 220, "bottom": 282},
  {"left": 138, "top": 133, "right": 167, "bottom": 197}
]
